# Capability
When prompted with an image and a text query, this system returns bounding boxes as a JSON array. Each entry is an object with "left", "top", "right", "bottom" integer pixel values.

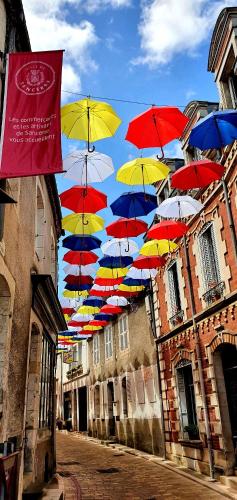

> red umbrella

[
  {"left": 171, "top": 159, "right": 224, "bottom": 190},
  {"left": 62, "top": 307, "right": 76, "bottom": 315},
  {"left": 63, "top": 250, "right": 98, "bottom": 265},
  {"left": 94, "top": 277, "right": 124, "bottom": 286},
  {"left": 125, "top": 106, "right": 189, "bottom": 157},
  {"left": 89, "top": 320, "right": 109, "bottom": 327},
  {"left": 60, "top": 185, "right": 107, "bottom": 213},
  {"left": 64, "top": 275, "right": 93, "bottom": 285},
  {"left": 68, "top": 320, "right": 90, "bottom": 327},
  {"left": 100, "top": 305, "right": 123, "bottom": 314},
  {"left": 89, "top": 289, "right": 115, "bottom": 297},
  {"left": 115, "top": 290, "right": 140, "bottom": 297},
  {"left": 147, "top": 220, "right": 188, "bottom": 240},
  {"left": 106, "top": 218, "right": 148, "bottom": 238},
  {"left": 133, "top": 255, "right": 166, "bottom": 269}
]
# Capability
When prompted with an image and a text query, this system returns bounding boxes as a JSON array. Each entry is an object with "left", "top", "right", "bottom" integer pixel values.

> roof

[{"left": 208, "top": 7, "right": 237, "bottom": 72}]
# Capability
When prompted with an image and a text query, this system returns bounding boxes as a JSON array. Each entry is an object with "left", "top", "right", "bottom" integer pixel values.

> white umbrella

[
  {"left": 107, "top": 296, "right": 128, "bottom": 306},
  {"left": 64, "top": 326, "right": 82, "bottom": 332},
  {"left": 60, "top": 298, "right": 79, "bottom": 309},
  {"left": 91, "top": 284, "right": 119, "bottom": 292},
  {"left": 156, "top": 195, "right": 203, "bottom": 219},
  {"left": 71, "top": 313, "right": 94, "bottom": 322},
  {"left": 126, "top": 267, "right": 158, "bottom": 279},
  {"left": 101, "top": 238, "right": 138, "bottom": 256},
  {"left": 63, "top": 150, "right": 114, "bottom": 184},
  {"left": 63, "top": 263, "right": 95, "bottom": 276}
]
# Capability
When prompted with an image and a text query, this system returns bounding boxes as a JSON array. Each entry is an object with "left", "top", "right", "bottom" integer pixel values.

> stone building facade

[
  {"left": 0, "top": 1, "right": 66, "bottom": 497},
  {"left": 153, "top": 7, "right": 237, "bottom": 480}
]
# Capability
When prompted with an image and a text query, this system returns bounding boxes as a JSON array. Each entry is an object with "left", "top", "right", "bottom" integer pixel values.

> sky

[{"left": 22, "top": 0, "right": 233, "bottom": 299}]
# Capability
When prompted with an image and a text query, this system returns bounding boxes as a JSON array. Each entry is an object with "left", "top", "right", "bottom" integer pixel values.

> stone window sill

[{"left": 178, "top": 439, "right": 203, "bottom": 449}]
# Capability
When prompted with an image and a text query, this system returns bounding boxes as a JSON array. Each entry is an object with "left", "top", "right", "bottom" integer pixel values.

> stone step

[{"left": 220, "top": 475, "right": 237, "bottom": 491}]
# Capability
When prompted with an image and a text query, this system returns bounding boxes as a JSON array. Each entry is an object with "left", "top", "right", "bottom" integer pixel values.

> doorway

[
  {"left": 78, "top": 386, "right": 87, "bottom": 432},
  {"left": 107, "top": 382, "right": 115, "bottom": 437}
]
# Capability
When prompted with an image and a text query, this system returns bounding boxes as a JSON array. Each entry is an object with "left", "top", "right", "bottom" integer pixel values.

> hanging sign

[
  {"left": 63, "top": 351, "right": 74, "bottom": 364},
  {"left": 0, "top": 50, "right": 63, "bottom": 178}
]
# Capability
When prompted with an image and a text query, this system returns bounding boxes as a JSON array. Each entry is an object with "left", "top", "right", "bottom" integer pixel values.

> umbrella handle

[
  {"left": 87, "top": 144, "right": 95, "bottom": 153},
  {"left": 156, "top": 145, "right": 165, "bottom": 160},
  {"left": 82, "top": 214, "right": 89, "bottom": 226},
  {"left": 125, "top": 241, "right": 130, "bottom": 253}
]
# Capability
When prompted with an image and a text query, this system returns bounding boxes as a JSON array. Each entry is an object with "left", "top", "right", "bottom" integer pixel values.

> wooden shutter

[{"left": 199, "top": 223, "right": 220, "bottom": 289}]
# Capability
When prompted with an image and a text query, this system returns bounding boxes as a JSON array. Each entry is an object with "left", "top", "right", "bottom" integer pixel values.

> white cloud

[
  {"left": 185, "top": 90, "right": 197, "bottom": 101},
  {"left": 77, "top": 0, "right": 131, "bottom": 13},
  {"left": 133, "top": 0, "right": 237, "bottom": 68},
  {"left": 22, "top": 0, "right": 98, "bottom": 99}
]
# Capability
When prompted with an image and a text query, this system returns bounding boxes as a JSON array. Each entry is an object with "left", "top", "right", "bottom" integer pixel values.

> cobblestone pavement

[{"left": 56, "top": 432, "right": 227, "bottom": 500}]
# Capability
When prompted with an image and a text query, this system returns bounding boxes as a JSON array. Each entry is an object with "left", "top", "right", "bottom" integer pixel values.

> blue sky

[{"left": 22, "top": 0, "right": 232, "bottom": 298}]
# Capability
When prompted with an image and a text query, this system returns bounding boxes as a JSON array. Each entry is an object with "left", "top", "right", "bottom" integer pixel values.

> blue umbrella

[
  {"left": 189, "top": 110, "right": 237, "bottom": 150},
  {"left": 83, "top": 298, "right": 105, "bottom": 307},
  {"left": 58, "top": 330, "right": 79, "bottom": 336},
  {"left": 62, "top": 234, "right": 102, "bottom": 251},
  {"left": 122, "top": 278, "right": 150, "bottom": 287},
  {"left": 94, "top": 313, "right": 114, "bottom": 322},
  {"left": 65, "top": 283, "right": 92, "bottom": 291},
  {"left": 110, "top": 192, "right": 157, "bottom": 218},
  {"left": 98, "top": 255, "right": 133, "bottom": 268}
]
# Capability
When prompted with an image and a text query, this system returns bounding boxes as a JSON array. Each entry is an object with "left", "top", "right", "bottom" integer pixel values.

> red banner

[{"left": 0, "top": 50, "right": 63, "bottom": 178}]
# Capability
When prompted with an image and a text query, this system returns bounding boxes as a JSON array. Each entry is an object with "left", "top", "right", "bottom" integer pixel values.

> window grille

[
  {"left": 105, "top": 325, "right": 113, "bottom": 359},
  {"left": 176, "top": 361, "right": 198, "bottom": 435},
  {"left": 39, "top": 333, "right": 55, "bottom": 428},
  {"left": 199, "top": 222, "right": 221, "bottom": 290},
  {"left": 119, "top": 314, "right": 129, "bottom": 351},
  {"left": 93, "top": 335, "right": 100, "bottom": 365},
  {"left": 167, "top": 261, "right": 182, "bottom": 316}
]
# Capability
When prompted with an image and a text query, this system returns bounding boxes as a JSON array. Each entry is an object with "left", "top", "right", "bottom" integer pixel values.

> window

[
  {"left": 105, "top": 325, "right": 113, "bottom": 359},
  {"left": 94, "top": 385, "right": 100, "bottom": 418},
  {"left": 176, "top": 360, "right": 198, "bottom": 437},
  {"left": 93, "top": 335, "right": 100, "bottom": 365},
  {"left": 122, "top": 377, "right": 128, "bottom": 416},
  {"left": 50, "top": 233, "right": 57, "bottom": 286},
  {"left": 158, "top": 181, "right": 170, "bottom": 206},
  {"left": 119, "top": 314, "right": 129, "bottom": 351},
  {"left": 167, "top": 261, "right": 183, "bottom": 324},
  {"left": 39, "top": 333, "right": 55, "bottom": 428},
  {"left": 198, "top": 223, "right": 223, "bottom": 303},
  {"left": 35, "top": 186, "right": 45, "bottom": 260}
]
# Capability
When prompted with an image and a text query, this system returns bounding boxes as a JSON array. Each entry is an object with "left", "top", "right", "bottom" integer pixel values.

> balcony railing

[
  {"left": 203, "top": 281, "right": 225, "bottom": 305},
  {"left": 169, "top": 309, "right": 184, "bottom": 327}
]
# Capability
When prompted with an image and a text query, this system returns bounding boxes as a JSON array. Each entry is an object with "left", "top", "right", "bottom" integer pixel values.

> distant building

[{"left": 0, "top": 1, "right": 66, "bottom": 497}]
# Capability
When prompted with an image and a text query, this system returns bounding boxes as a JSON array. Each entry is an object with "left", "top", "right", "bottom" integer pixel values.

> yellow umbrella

[
  {"left": 116, "top": 158, "right": 169, "bottom": 186},
  {"left": 77, "top": 305, "right": 100, "bottom": 315},
  {"left": 118, "top": 284, "right": 145, "bottom": 292},
  {"left": 62, "top": 213, "right": 104, "bottom": 234},
  {"left": 96, "top": 267, "right": 128, "bottom": 279},
  {"left": 61, "top": 98, "right": 122, "bottom": 152},
  {"left": 63, "top": 290, "right": 89, "bottom": 298},
  {"left": 58, "top": 335, "right": 74, "bottom": 340},
  {"left": 83, "top": 325, "right": 103, "bottom": 331},
  {"left": 63, "top": 314, "right": 71, "bottom": 322},
  {"left": 140, "top": 239, "right": 178, "bottom": 256}
]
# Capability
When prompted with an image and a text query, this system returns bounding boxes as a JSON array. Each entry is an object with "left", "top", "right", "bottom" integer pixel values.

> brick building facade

[{"left": 153, "top": 7, "right": 237, "bottom": 478}]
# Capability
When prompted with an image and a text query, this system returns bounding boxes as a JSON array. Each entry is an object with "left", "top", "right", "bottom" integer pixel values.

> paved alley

[{"left": 56, "top": 432, "right": 227, "bottom": 500}]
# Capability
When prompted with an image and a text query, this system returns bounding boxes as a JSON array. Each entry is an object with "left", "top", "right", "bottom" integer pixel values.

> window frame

[
  {"left": 93, "top": 334, "right": 100, "bottom": 365},
  {"left": 118, "top": 314, "right": 129, "bottom": 351},
  {"left": 39, "top": 332, "right": 55, "bottom": 429},
  {"left": 198, "top": 222, "right": 221, "bottom": 292},
  {"left": 176, "top": 360, "right": 198, "bottom": 437},
  {"left": 167, "top": 260, "right": 182, "bottom": 318},
  {"left": 104, "top": 325, "right": 113, "bottom": 359}
]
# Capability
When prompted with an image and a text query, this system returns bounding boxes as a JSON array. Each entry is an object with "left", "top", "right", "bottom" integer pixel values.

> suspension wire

[{"left": 62, "top": 89, "right": 187, "bottom": 108}]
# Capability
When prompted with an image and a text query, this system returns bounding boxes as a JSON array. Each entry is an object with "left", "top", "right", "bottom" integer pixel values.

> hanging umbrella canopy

[
  {"left": 63, "top": 235, "right": 102, "bottom": 251},
  {"left": 140, "top": 239, "right": 178, "bottom": 256},
  {"left": 78, "top": 305, "right": 100, "bottom": 315},
  {"left": 107, "top": 296, "right": 128, "bottom": 306},
  {"left": 123, "top": 278, "right": 150, "bottom": 287},
  {"left": 171, "top": 159, "right": 224, "bottom": 190},
  {"left": 96, "top": 267, "right": 128, "bottom": 279},
  {"left": 98, "top": 255, "right": 133, "bottom": 268},
  {"left": 111, "top": 192, "right": 157, "bottom": 218},
  {"left": 71, "top": 313, "right": 94, "bottom": 322},
  {"left": 63, "top": 250, "right": 99, "bottom": 265},
  {"left": 65, "top": 283, "right": 92, "bottom": 292},
  {"left": 68, "top": 320, "right": 90, "bottom": 327},
  {"left": 94, "top": 313, "right": 114, "bottom": 322},
  {"left": 116, "top": 158, "right": 169, "bottom": 185},
  {"left": 189, "top": 110, "right": 237, "bottom": 150},
  {"left": 100, "top": 305, "right": 123, "bottom": 314},
  {"left": 60, "top": 185, "right": 107, "bottom": 213},
  {"left": 60, "top": 297, "right": 79, "bottom": 309},
  {"left": 64, "top": 275, "right": 94, "bottom": 285},
  {"left": 101, "top": 238, "right": 138, "bottom": 256},
  {"left": 83, "top": 325, "right": 103, "bottom": 331},
  {"left": 63, "top": 290, "right": 89, "bottom": 298},
  {"left": 89, "top": 320, "right": 109, "bottom": 327},
  {"left": 63, "top": 150, "right": 115, "bottom": 184},
  {"left": 91, "top": 284, "right": 118, "bottom": 292},
  {"left": 94, "top": 277, "right": 124, "bottom": 286},
  {"left": 118, "top": 284, "right": 144, "bottom": 292},
  {"left": 61, "top": 98, "right": 122, "bottom": 148},
  {"left": 106, "top": 218, "right": 148, "bottom": 238},
  {"left": 83, "top": 297, "right": 104, "bottom": 307},
  {"left": 126, "top": 267, "right": 158, "bottom": 279},
  {"left": 62, "top": 307, "right": 76, "bottom": 315},
  {"left": 88, "top": 289, "right": 115, "bottom": 297},
  {"left": 125, "top": 106, "right": 189, "bottom": 151},
  {"left": 147, "top": 220, "right": 188, "bottom": 240},
  {"left": 133, "top": 255, "right": 166, "bottom": 269},
  {"left": 62, "top": 213, "right": 104, "bottom": 234},
  {"left": 156, "top": 195, "right": 204, "bottom": 219},
  {"left": 63, "top": 263, "right": 95, "bottom": 276}
]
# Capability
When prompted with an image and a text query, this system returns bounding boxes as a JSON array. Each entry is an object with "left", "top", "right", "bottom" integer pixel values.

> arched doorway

[{"left": 214, "top": 343, "right": 237, "bottom": 472}]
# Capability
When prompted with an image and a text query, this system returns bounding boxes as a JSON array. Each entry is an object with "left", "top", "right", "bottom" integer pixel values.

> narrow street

[{"left": 56, "top": 432, "right": 226, "bottom": 500}]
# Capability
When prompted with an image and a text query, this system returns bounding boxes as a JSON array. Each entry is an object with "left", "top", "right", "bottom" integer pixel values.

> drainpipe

[
  {"left": 148, "top": 282, "right": 166, "bottom": 460},
  {"left": 183, "top": 236, "right": 215, "bottom": 480}
]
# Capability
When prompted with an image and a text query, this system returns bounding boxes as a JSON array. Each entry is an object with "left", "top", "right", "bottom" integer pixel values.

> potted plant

[{"left": 183, "top": 424, "right": 199, "bottom": 440}]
